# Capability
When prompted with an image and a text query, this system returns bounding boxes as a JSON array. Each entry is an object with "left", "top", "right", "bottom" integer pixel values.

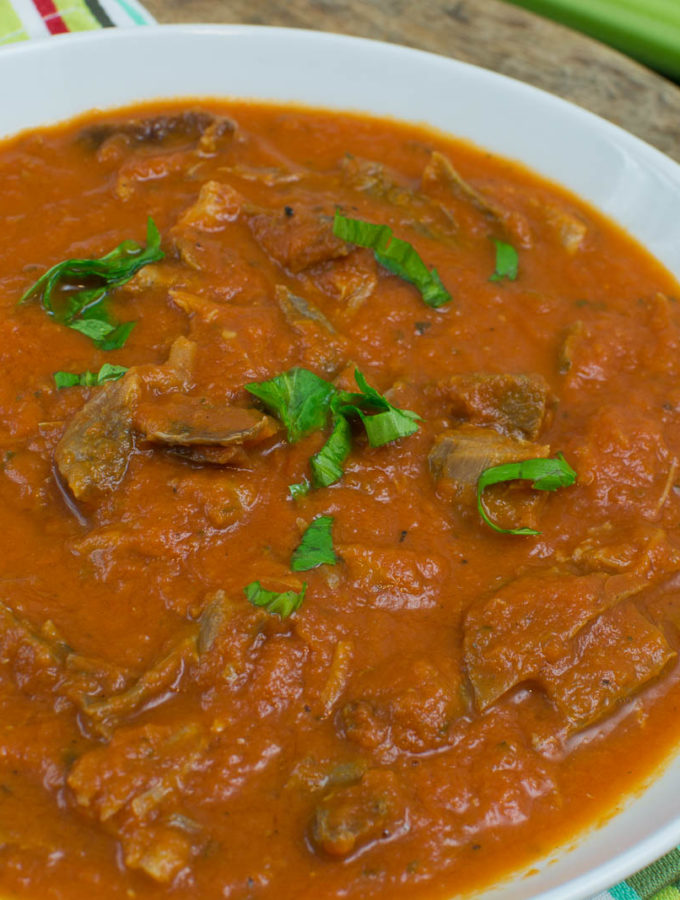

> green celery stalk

[{"left": 505, "top": 0, "right": 680, "bottom": 80}]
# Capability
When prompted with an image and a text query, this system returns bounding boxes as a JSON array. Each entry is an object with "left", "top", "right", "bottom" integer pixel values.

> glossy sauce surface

[{"left": 1, "top": 102, "right": 680, "bottom": 900}]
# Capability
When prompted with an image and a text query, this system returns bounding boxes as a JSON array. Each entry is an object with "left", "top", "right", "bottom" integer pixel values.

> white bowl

[{"left": 1, "top": 24, "right": 680, "bottom": 900}]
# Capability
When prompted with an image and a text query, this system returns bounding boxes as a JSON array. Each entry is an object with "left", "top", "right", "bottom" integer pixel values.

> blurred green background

[{"left": 504, "top": 0, "right": 680, "bottom": 80}]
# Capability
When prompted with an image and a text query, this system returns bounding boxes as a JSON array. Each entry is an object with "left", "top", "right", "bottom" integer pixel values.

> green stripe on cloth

[
  {"left": 0, "top": 0, "right": 28, "bottom": 43},
  {"left": 112, "top": 0, "right": 147, "bottom": 25},
  {"left": 630, "top": 849, "right": 680, "bottom": 898},
  {"left": 651, "top": 887, "right": 680, "bottom": 900},
  {"left": 52, "top": 0, "right": 99, "bottom": 32},
  {"left": 611, "top": 882, "right": 642, "bottom": 900}
]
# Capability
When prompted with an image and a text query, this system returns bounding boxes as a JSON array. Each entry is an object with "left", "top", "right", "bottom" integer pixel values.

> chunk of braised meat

[
  {"left": 54, "top": 372, "right": 141, "bottom": 501},
  {"left": 463, "top": 569, "right": 667, "bottom": 730},
  {"left": 542, "top": 601, "right": 673, "bottom": 729},
  {"left": 439, "top": 372, "right": 551, "bottom": 440},
  {"left": 54, "top": 338, "right": 278, "bottom": 498},
  {"left": 79, "top": 109, "right": 235, "bottom": 151},
  {"left": 339, "top": 654, "right": 467, "bottom": 754},
  {"left": 429, "top": 425, "right": 550, "bottom": 496},
  {"left": 340, "top": 154, "right": 457, "bottom": 243},
  {"left": 135, "top": 396, "right": 278, "bottom": 467},
  {"left": 248, "top": 204, "right": 350, "bottom": 273},
  {"left": 421, "top": 150, "right": 532, "bottom": 247},
  {"left": 175, "top": 180, "right": 244, "bottom": 232},
  {"left": 310, "top": 768, "right": 407, "bottom": 858},
  {"left": 68, "top": 723, "right": 209, "bottom": 883},
  {"left": 275, "top": 284, "right": 347, "bottom": 376}
]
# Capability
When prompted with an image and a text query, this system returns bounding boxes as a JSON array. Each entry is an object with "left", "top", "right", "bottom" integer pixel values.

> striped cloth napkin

[
  {"left": 0, "top": 0, "right": 153, "bottom": 43},
  {"left": 0, "top": 3, "right": 679, "bottom": 899}
]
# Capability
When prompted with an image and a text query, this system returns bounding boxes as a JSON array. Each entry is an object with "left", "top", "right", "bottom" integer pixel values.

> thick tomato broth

[{"left": 0, "top": 101, "right": 680, "bottom": 899}]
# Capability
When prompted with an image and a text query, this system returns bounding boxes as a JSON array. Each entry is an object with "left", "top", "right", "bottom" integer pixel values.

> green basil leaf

[
  {"left": 356, "top": 406, "right": 420, "bottom": 447},
  {"left": 244, "top": 580, "right": 307, "bottom": 618},
  {"left": 246, "top": 367, "right": 335, "bottom": 443},
  {"left": 291, "top": 515, "right": 337, "bottom": 572},
  {"left": 53, "top": 372, "right": 81, "bottom": 389},
  {"left": 489, "top": 238, "right": 519, "bottom": 282},
  {"left": 310, "top": 413, "right": 352, "bottom": 488},
  {"left": 53, "top": 363, "right": 129, "bottom": 390},
  {"left": 68, "top": 319, "right": 116, "bottom": 341},
  {"left": 289, "top": 479, "right": 311, "bottom": 500},
  {"left": 476, "top": 453, "right": 577, "bottom": 535},
  {"left": 96, "top": 322, "right": 135, "bottom": 351},
  {"left": 20, "top": 218, "right": 162, "bottom": 349},
  {"left": 333, "top": 212, "right": 452, "bottom": 308},
  {"left": 335, "top": 369, "right": 421, "bottom": 448}
]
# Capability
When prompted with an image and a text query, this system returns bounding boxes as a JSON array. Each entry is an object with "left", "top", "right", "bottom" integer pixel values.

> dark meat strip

[
  {"left": 247, "top": 203, "right": 350, "bottom": 273},
  {"left": 429, "top": 424, "right": 550, "bottom": 499},
  {"left": 135, "top": 396, "right": 279, "bottom": 467},
  {"left": 79, "top": 109, "right": 235, "bottom": 151},
  {"left": 440, "top": 372, "right": 551, "bottom": 440},
  {"left": 541, "top": 601, "right": 674, "bottom": 729},
  {"left": 54, "top": 373, "right": 141, "bottom": 502},
  {"left": 422, "top": 150, "right": 532, "bottom": 247},
  {"left": 463, "top": 570, "right": 647, "bottom": 711},
  {"left": 310, "top": 768, "right": 407, "bottom": 858}
]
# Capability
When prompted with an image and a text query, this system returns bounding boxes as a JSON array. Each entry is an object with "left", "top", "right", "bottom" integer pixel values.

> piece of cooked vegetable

[
  {"left": 489, "top": 238, "right": 519, "bottom": 282},
  {"left": 20, "top": 218, "right": 163, "bottom": 348},
  {"left": 245, "top": 367, "right": 336, "bottom": 443},
  {"left": 54, "top": 364, "right": 129, "bottom": 390},
  {"left": 291, "top": 516, "right": 337, "bottom": 572},
  {"left": 476, "top": 453, "right": 577, "bottom": 535},
  {"left": 243, "top": 581, "right": 307, "bottom": 618},
  {"left": 332, "top": 212, "right": 452, "bottom": 308}
]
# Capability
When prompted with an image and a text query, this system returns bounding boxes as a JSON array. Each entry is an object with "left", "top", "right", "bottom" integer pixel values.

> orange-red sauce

[{"left": 1, "top": 101, "right": 680, "bottom": 899}]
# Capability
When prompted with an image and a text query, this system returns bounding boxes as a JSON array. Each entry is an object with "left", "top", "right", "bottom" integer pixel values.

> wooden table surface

[{"left": 145, "top": 0, "right": 680, "bottom": 164}]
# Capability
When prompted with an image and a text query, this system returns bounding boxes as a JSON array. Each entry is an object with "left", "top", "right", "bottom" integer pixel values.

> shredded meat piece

[
  {"left": 310, "top": 768, "right": 407, "bottom": 858},
  {"left": 248, "top": 203, "right": 350, "bottom": 273},
  {"left": 54, "top": 373, "right": 141, "bottom": 502},
  {"left": 79, "top": 109, "right": 235, "bottom": 151},
  {"left": 463, "top": 569, "right": 651, "bottom": 721},
  {"left": 439, "top": 372, "right": 551, "bottom": 439}
]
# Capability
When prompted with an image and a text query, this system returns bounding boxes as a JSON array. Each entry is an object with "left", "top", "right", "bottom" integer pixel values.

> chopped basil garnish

[
  {"left": 248, "top": 366, "right": 421, "bottom": 491},
  {"left": 489, "top": 238, "right": 519, "bottom": 282},
  {"left": 291, "top": 516, "right": 337, "bottom": 572},
  {"left": 244, "top": 580, "right": 307, "bottom": 618},
  {"left": 476, "top": 453, "right": 577, "bottom": 535},
  {"left": 336, "top": 370, "right": 420, "bottom": 448},
  {"left": 20, "top": 218, "right": 163, "bottom": 349},
  {"left": 246, "top": 367, "right": 335, "bottom": 443},
  {"left": 53, "top": 363, "right": 128, "bottom": 390},
  {"left": 289, "top": 478, "right": 311, "bottom": 500},
  {"left": 310, "top": 412, "right": 352, "bottom": 489},
  {"left": 333, "top": 212, "right": 451, "bottom": 308}
]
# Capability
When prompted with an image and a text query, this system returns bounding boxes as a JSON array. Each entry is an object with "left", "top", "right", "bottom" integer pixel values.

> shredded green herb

[
  {"left": 53, "top": 363, "right": 128, "bottom": 390},
  {"left": 476, "top": 453, "right": 577, "bottom": 535},
  {"left": 245, "top": 367, "right": 335, "bottom": 443},
  {"left": 248, "top": 366, "right": 421, "bottom": 491},
  {"left": 333, "top": 212, "right": 452, "bottom": 308},
  {"left": 489, "top": 238, "right": 519, "bottom": 282},
  {"left": 291, "top": 516, "right": 337, "bottom": 572},
  {"left": 244, "top": 581, "right": 307, "bottom": 618},
  {"left": 20, "top": 218, "right": 163, "bottom": 349},
  {"left": 289, "top": 478, "right": 311, "bottom": 500}
]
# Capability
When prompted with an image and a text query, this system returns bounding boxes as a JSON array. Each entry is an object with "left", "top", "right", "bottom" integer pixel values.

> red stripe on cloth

[{"left": 31, "top": 0, "right": 69, "bottom": 33}]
